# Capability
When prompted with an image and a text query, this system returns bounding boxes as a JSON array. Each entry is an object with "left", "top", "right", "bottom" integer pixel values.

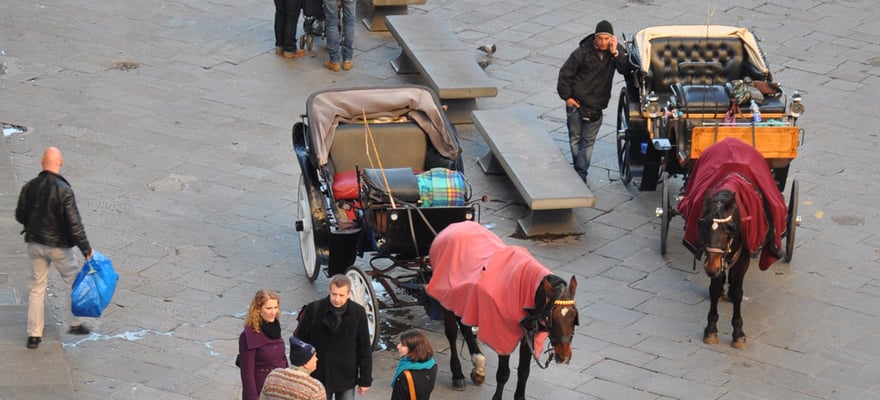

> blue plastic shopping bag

[{"left": 71, "top": 250, "right": 119, "bottom": 317}]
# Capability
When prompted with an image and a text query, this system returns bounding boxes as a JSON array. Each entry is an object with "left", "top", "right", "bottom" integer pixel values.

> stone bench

[
  {"left": 385, "top": 15, "right": 497, "bottom": 124},
  {"left": 472, "top": 108, "right": 595, "bottom": 237},
  {"left": 361, "top": 0, "right": 426, "bottom": 32}
]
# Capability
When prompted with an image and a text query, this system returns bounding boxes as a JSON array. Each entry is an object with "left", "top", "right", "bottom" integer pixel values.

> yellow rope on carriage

[{"left": 361, "top": 111, "right": 396, "bottom": 208}]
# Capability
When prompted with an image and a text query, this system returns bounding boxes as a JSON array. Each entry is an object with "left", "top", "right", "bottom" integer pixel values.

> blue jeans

[
  {"left": 566, "top": 106, "right": 602, "bottom": 181},
  {"left": 327, "top": 388, "right": 354, "bottom": 400},
  {"left": 323, "top": 0, "right": 355, "bottom": 63}
]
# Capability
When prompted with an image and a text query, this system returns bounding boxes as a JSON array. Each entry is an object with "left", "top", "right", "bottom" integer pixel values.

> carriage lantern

[
  {"left": 644, "top": 91, "right": 662, "bottom": 118},
  {"left": 789, "top": 91, "right": 804, "bottom": 119}
]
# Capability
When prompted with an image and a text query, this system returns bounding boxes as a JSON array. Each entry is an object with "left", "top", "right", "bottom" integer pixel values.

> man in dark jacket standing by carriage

[
  {"left": 295, "top": 274, "right": 372, "bottom": 400},
  {"left": 557, "top": 20, "right": 628, "bottom": 183}
]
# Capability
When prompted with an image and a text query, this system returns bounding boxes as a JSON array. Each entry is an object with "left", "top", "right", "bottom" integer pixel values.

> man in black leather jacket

[
  {"left": 15, "top": 147, "right": 94, "bottom": 349},
  {"left": 557, "top": 20, "right": 628, "bottom": 183}
]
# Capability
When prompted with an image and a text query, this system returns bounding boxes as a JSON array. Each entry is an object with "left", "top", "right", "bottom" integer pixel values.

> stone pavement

[{"left": 1, "top": 0, "right": 879, "bottom": 399}]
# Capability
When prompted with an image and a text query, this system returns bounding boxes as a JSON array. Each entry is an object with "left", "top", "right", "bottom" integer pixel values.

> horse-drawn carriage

[
  {"left": 292, "top": 86, "right": 579, "bottom": 398},
  {"left": 292, "top": 86, "right": 477, "bottom": 349},
  {"left": 615, "top": 25, "right": 804, "bottom": 348},
  {"left": 614, "top": 25, "right": 804, "bottom": 255}
]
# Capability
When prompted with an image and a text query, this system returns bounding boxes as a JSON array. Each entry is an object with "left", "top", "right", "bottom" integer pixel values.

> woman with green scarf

[{"left": 391, "top": 329, "right": 437, "bottom": 400}]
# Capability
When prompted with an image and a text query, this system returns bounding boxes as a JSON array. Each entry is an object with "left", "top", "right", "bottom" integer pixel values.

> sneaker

[
  {"left": 323, "top": 61, "right": 340, "bottom": 72},
  {"left": 342, "top": 60, "right": 353, "bottom": 70},
  {"left": 27, "top": 336, "right": 41, "bottom": 349},
  {"left": 283, "top": 49, "right": 306, "bottom": 58},
  {"left": 68, "top": 325, "right": 91, "bottom": 335}
]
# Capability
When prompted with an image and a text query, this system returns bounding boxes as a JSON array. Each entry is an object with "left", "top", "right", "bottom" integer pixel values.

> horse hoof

[
  {"left": 732, "top": 337, "right": 747, "bottom": 349},
  {"left": 472, "top": 353, "right": 486, "bottom": 376},
  {"left": 471, "top": 371, "right": 485, "bottom": 386},
  {"left": 453, "top": 378, "right": 466, "bottom": 391},
  {"left": 703, "top": 333, "right": 719, "bottom": 345}
]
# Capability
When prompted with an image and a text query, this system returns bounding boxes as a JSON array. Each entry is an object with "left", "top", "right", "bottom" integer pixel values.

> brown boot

[
  {"left": 342, "top": 60, "right": 353, "bottom": 70},
  {"left": 323, "top": 61, "right": 340, "bottom": 72}
]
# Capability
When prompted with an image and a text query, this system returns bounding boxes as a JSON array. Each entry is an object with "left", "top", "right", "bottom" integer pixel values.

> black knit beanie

[{"left": 595, "top": 20, "right": 614, "bottom": 36}]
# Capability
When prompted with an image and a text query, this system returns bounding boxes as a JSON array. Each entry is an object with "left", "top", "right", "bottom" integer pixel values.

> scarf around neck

[
  {"left": 260, "top": 318, "right": 281, "bottom": 339},
  {"left": 391, "top": 356, "right": 436, "bottom": 387}
]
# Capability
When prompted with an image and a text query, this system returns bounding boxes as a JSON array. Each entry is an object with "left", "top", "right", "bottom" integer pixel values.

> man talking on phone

[{"left": 557, "top": 20, "right": 628, "bottom": 183}]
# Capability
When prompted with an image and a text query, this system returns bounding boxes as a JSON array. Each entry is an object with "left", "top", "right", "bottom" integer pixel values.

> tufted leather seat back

[{"left": 648, "top": 37, "right": 744, "bottom": 93}]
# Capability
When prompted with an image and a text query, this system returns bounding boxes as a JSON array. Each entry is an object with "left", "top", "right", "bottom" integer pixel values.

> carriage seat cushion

[
  {"left": 329, "top": 122, "right": 428, "bottom": 172},
  {"left": 649, "top": 37, "right": 745, "bottom": 92},
  {"left": 673, "top": 83, "right": 730, "bottom": 114},
  {"left": 363, "top": 168, "right": 421, "bottom": 203}
]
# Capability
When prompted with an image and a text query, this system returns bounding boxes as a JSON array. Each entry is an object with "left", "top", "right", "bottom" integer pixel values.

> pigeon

[{"left": 477, "top": 44, "right": 496, "bottom": 56}]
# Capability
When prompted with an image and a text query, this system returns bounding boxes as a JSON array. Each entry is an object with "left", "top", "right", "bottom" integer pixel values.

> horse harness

[{"left": 703, "top": 201, "right": 743, "bottom": 275}]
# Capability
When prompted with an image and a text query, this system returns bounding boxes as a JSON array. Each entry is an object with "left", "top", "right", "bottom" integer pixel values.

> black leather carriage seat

[
  {"left": 648, "top": 37, "right": 746, "bottom": 92},
  {"left": 647, "top": 36, "right": 785, "bottom": 114},
  {"left": 328, "top": 122, "right": 428, "bottom": 201}
]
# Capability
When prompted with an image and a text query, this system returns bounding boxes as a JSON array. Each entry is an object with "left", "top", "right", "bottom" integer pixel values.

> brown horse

[
  {"left": 425, "top": 221, "right": 578, "bottom": 400},
  {"left": 699, "top": 188, "right": 751, "bottom": 349},
  {"left": 438, "top": 274, "right": 578, "bottom": 400}
]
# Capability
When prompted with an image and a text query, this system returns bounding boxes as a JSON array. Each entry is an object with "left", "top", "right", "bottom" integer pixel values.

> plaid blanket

[{"left": 417, "top": 168, "right": 467, "bottom": 207}]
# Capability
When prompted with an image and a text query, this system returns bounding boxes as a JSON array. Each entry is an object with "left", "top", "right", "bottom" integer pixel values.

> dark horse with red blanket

[
  {"left": 426, "top": 221, "right": 578, "bottom": 400},
  {"left": 678, "top": 138, "right": 787, "bottom": 349}
]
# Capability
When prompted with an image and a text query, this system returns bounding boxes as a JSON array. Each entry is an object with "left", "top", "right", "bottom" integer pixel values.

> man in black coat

[
  {"left": 557, "top": 20, "right": 629, "bottom": 183},
  {"left": 295, "top": 274, "right": 372, "bottom": 400},
  {"left": 16, "top": 147, "right": 94, "bottom": 349}
]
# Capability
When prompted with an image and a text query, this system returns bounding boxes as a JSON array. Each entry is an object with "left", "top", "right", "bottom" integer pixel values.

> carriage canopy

[
  {"left": 305, "top": 86, "right": 461, "bottom": 167},
  {"left": 633, "top": 25, "right": 769, "bottom": 76}
]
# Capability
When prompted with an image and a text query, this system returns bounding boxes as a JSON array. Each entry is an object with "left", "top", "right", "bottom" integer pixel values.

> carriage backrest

[
  {"left": 648, "top": 37, "right": 745, "bottom": 92},
  {"left": 329, "top": 122, "right": 427, "bottom": 172}
]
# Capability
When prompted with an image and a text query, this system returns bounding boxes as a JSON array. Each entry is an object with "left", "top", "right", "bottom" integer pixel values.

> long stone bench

[
  {"left": 472, "top": 108, "right": 595, "bottom": 237},
  {"left": 361, "top": 0, "right": 426, "bottom": 32},
  {"left": 385, "top": 15, "right": 497, "bottom": 124}
]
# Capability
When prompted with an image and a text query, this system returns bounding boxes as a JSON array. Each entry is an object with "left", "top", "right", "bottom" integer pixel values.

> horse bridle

[
  {"left": 704, "top": 213, "right": 742, "bottom": 274},
  {"left": 522, "top": 288, "right": 577, "bottom": 368}
]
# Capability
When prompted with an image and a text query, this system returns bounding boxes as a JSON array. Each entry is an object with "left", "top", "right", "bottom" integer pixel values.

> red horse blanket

[
  {"left": 678, "top": 138, "right": 787, "bottom": 270},
  {"left": 427, "top": 221, "right": 551, "bottom": 355}
]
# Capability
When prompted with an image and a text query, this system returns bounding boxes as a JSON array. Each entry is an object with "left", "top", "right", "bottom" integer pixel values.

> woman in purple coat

[{"left": 239, "top": 289, "right": 288, "bottom": 399}]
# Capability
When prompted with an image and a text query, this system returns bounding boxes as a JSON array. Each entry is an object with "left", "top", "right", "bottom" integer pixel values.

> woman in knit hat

[{"left": 260, "top": 337, "right": 326, "bottom": 400}]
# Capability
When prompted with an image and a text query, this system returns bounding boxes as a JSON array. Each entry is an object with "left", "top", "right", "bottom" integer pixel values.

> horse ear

[
  {"left": 702, "top": 189, "right": 713, "bottom": 205},
  {"left": 568, "top": 275, "right": 577, "bottom": 297},
  {"left": 542, "top": 278, "right": 554, "bottom": 297}
]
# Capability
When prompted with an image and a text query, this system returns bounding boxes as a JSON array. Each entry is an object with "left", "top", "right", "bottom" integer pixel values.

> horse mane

[{"left": 535, "top": 274, "right": 569, "bottom": 315}]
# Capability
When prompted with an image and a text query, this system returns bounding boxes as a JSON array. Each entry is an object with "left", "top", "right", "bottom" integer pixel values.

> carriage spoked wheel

[
  {"left": 659, "top": 174, "right": 672, "bottom": 255},
  {"left": 345, "top": 266, "right": 380, "bottom": 350},
  {"left": 296, "top": 176, "right": 321, "bottom": 281},
  {"left": 616, "top": 88, "right": 634, "bottom": 185},
  {"left": 784, "top": 180, "right": 799, "bottom": 262}
]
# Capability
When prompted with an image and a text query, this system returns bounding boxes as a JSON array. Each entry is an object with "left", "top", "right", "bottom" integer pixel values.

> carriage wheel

[
  {"left": 616, "top": 88, "right": 633, "bottom": 185},
  {"left": 660, "top": 175, "right": 671, "bottom": 255},
  {"left": 346, "top": 266, "right": 380, "bottom": 350},
  {"left": 784, "top": 180, "right": 799, "bottom": 262},
  {"left": 296, "top": 176, "right": 321, "bottom": 281}
]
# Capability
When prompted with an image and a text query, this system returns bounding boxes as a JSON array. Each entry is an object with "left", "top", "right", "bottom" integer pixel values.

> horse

[
  {"left": 698, "top": 188, "right": 750, "bottom": 349},
  {"left": 425, "top": 221, "right": 578, "bottom": 400},
  {"left": 678, "top": 138, "right": 788, "bottom": 350}
]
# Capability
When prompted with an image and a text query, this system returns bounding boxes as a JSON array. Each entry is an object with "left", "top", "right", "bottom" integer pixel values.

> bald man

[{"left": 16, "top": 147, "right": 94, "bottom": 349}]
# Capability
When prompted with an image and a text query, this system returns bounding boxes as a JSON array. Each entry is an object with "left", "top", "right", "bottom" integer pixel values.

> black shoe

[
  {"left": 68, "top": 325, "right": 90, "bottom": 335},
  {"left": 27, "top": 336, "right": 41, "bottom": 349}
]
